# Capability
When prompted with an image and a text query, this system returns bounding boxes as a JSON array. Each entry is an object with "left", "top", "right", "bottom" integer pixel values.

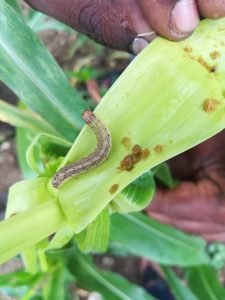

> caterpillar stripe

[{"left": 52, "top": 110, "right": 111, "bottom": 188}]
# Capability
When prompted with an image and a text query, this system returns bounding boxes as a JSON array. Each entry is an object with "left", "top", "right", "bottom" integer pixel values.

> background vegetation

[{"left": 0, "top": 1, "right": 225, "bottom": 299}]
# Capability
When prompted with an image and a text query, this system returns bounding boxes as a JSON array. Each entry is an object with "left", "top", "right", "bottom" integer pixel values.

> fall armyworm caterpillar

[{"left": 52, "top": 110, "right": 112, "bottom": 188}]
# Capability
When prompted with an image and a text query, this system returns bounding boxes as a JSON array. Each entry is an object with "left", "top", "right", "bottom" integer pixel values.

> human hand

[{"left": 25, "top": 0, "right": 225, "bottom": 54}]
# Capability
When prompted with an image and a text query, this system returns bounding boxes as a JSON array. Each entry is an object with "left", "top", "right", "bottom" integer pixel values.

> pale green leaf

[
  {"left": 26, "top": 133, "right": 71, "bottom": 174},
  {"left": 47, "top": 226, "right": 75, "bottom": 251},
  {"left": 5, "top": 177, "right": 53, "bottom": 218},
  {"left": 55, "top": 18, "right": 225, "bottom": 232},
  {"left": 0, "top": 200, "right": 67, "bottom": 264},
  {"left": 75, "top": 208, "right": 110, "bottom": 253},
  {"left": 22, "top": 246, "right": 39, "bottom": 274},
  {"left": 1, "top": 18, "right": 225, "bottom": 264},
  {"left": 22, "top": 239, "right": 49, "bottom": 274}
]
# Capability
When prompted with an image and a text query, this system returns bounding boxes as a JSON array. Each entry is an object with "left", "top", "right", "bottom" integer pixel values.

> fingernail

[
  {"left": 131, "top": 38, "right": 149, "bottom": 55},
  {"left": 171, "top": 0, "right": 199, "bottom": 34}
]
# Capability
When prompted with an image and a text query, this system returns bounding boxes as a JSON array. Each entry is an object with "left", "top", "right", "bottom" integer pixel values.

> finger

[
  {"left": 25, "top": 0, "right": 157, "bottom": 53},
  {"left": 139, "top": 0, "right": 200, "bottom": 41},
  {"left": 197, "top": 0, "right": 225, "bottom": 19}
]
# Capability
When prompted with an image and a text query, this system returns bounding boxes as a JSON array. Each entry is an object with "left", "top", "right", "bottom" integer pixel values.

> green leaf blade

[
  {"left": 161, "top": 266, "right": 198, "bottom": 300},
  {"left": 1, "top": 17, "right": 225, "bottom": 264},
  {"left": 0, "top": 201, "right": 66, "bottom": 265},
  {"left": 111, "top": 171, "right": 155, "bottom": 213},
  {"left": 110, "top": 213, "right": 209, "bottom": 266},
  {"left": 76, "top": 208, "right": 110, "bottom": 253},
  {"left": 187, "top": 266, "right": 225, "bottom": 300},
  {"left": 69, "top": 252, "right": 156, "bottom": 300},
  {"left": 0, "top": 1, "right": 87, "bottom": 141},
  {"left": 57, "top": 18, "right": 225, "bottom": 233},
  {"left": 0, "top": 100, "right": 60, "bottom": 136}
]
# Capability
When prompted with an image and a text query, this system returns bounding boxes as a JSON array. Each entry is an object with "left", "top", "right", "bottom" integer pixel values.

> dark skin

[
  {"left": 25, "top": 0, "right": 225, "bottom": 52},
  {"left": 25, "top": 0, "right": 225, "bottom": 242}
]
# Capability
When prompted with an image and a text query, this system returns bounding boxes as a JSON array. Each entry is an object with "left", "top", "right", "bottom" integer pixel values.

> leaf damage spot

[
  {"left": 119, "top": 144, "right": 150, "bottom": 172},
  {"left": 153, "top": 144, "right": 163, "bottom": 153},
  {"left": 142, "top": 148, "right": 150, "bottom": 159},
  {"left": 121, "top": 136, "right": 131, "bottom": 150},
  {"left": 184, "top": 45, "right": 193, "bottom": 53},
  {"left": 197, "top": 56, "right": 217, "bottom": 73},
  {"left": 202, "top": 99, "right": 220, "bottom": 113},
  {"left": 121, "top": 155, "right": 134, "bottom": 171},
  {"left": 210, "top": 51, "right": 221, "bottom": 60},
  {"left": 9, "top": 213, "right": 17, "bottom": 218},
  {"left": 109, "top": 184, "right": 119, "bottom": 194},
  {"left": 132, "top": 144, "right": 143, "bottom": 163}
]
